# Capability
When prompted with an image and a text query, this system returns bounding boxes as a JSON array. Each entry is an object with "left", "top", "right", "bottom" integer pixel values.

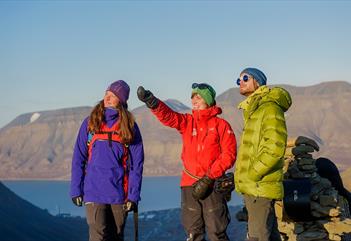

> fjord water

[{"left": 3, "top": 176, "right": 242, "bottom": 217}]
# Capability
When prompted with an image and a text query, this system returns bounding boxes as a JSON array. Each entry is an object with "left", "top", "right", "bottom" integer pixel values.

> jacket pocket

[{"left": 84, "top": 165, "right": 124, "bottom": 198}]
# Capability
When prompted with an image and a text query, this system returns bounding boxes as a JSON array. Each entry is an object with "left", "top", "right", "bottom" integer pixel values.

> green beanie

[{"left": 191, "top": 83, "right": 216, "bottom": 106}]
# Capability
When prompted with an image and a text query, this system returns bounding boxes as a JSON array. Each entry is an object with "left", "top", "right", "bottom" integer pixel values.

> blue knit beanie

[{"left": 240, "top": 67, "right": 267, "bottom": 86}]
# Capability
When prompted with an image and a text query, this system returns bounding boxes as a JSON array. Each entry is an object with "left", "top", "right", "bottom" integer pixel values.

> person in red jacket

[{"left": 137, "top": 83, "right": 237, "bottom": 241}]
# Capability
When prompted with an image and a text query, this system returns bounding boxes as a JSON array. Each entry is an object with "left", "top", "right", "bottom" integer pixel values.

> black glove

[
  {"left": 137, "top": 86, "right": 159, "bottom": 109},
  {"left": 192, "top": 176, "right": 214, "bottom": 200},
  {"left": 123, "top": 200, "right": 138, "bottom": 213},
  {"left": 214, "top": 172, "right": 235, "bottom": 193},
  {"left": 72, "top": 196, "right": 83, "bottom": 207}
]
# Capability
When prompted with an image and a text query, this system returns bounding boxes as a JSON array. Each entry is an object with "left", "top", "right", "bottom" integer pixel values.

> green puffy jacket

[{"left": 234, "top": 86, "right": 292, "bottom": 200}]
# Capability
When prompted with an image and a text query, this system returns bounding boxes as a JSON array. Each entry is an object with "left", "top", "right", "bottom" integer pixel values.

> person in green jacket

[{"left": 235, "top": 67, "right": 292, "bottom": 241}]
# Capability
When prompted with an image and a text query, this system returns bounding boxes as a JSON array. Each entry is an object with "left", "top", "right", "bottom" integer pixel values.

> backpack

[{"left": 86, "top": 122, "right": 130, "bottom": 199}]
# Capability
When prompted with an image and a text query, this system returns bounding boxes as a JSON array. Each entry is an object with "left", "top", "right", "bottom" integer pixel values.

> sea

[{"left": 3, "top": 176, "right": 243, "bottom": 217}]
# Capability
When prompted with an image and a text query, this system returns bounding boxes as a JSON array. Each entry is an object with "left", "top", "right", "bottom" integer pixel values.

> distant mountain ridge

[
  {"left": 0, "top": 81, "right": 350, "bottom": 181},
  {"left": 1, "top": 106, "right": 92, "bottom": 131}
]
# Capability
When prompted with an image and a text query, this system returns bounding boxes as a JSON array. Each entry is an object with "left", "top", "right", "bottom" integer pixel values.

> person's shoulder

[
  {"left": 79, "top": 117, "right": 90, "bottom": 128},
  {"left": 214, "top": 116, "right": 233, "bottom": 129},
  {"left": 133, "top": 121, "right": 140, "bottom": 131},
  {"left": 260, "top": 102, "right": 285, "bottom": 120}
]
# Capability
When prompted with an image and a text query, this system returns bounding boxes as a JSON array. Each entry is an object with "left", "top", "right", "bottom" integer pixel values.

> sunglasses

[
  {"left": 236, "top": 74, "right": 251, "bottom": 86},
  {"left": 192, "top": 83, "right": 210, "bottom": 90}
]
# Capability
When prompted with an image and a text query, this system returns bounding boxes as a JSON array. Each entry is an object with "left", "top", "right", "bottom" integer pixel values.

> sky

[{"left": 1, "top": 0, "right": 351, "bottom": 128}]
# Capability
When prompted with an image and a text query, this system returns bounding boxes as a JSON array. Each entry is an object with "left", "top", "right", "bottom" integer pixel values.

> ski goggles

[
  {"left": 236, "top": 74, "right": 251, "bottom": 86},
  {"left": 192, "top": 83, "right": 211, "bottom": 90}
]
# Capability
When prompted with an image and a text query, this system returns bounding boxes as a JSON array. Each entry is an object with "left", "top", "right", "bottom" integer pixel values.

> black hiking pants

[
  {"left": 85, "top": 203, "right": 128, "bottom": 241},
  {"left": 181, "top": 186, "right": 230, "bottom": 241}
]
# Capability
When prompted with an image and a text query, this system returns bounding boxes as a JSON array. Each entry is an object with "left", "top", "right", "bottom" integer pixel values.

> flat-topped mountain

[{"left": 0, "top": 81, "right": 350, "bottom": 181}]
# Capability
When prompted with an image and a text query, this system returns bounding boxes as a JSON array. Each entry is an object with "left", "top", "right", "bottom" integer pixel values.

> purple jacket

[{"left": 70, "top": 108, "right": 144, "bottom": 204}]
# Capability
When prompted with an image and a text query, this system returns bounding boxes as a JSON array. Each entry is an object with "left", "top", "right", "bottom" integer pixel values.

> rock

[
  {"left": 292, "top": 145, "right": 316, "bottom": 156},
  {"left": 323, "top": 219, "right": 351, "bottom": 234},
  {"left": 279, "top": 136, "right": 350, "bottom": 241},
  {"left": 311, "top": 183, "right": 327, "bottom": 196},
  {"left": 285, "top": 147, "right": 294, "bottom": 157},
  {"left": 295, "top": 136, "right": 320, "bottom": 151},
  {"left": 295, "top": 153, "right": 314, "bottom": 159},
  {"left": 287, "top": 138, "right": 298, "bottom": 148},
  {"left": 297, "top": 158, "right": 315, "bottom": 166},
  {"left": 275, "top": 201, "right": 284, "bottom": 220},
  {"left": 311, "top": 175, "right": 321, "bottom": 184},
  {"left": 294, "top": 223, "right": 305, "bottom": 234},
  {"left": 311, "top": 201, "right": 340, "bottom": 217},
  {"left": 300, "top": 164, "right": 317, "bottom": 171},
  {"left": 329, "top": 233, "right": 342, "bottom": 241},
  {"left": 297, "top": 230, "right": 327, "bottom": 240},
  {"left": 319, "top": 195, "right": 338, "bottom": 207}
]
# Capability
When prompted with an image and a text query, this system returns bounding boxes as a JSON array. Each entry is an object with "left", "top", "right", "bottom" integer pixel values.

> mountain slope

[
  {"left": 0, "top": 181, "right": 247, "bottom": 241},
  {"left": 0, "top": 181, "right": 88, "bottom": 241},
  {"left": 0, "top": 81, "right": 350, "bottom": 179},
  {"left": 0, "top": 107, "right": 92, "bottom": 179}
]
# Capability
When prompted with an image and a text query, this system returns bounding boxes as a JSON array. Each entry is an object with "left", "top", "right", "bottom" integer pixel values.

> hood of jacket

[{"left": 238, "top": 86, "right": 292, "bottom": 115}]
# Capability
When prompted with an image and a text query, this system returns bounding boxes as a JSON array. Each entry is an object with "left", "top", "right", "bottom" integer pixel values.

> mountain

[
  {"left": 0, "top": 81, "right": 350, "bottom": 180},
  {"left": 220, "top": 81, "right": 351, "bottom": 170},
  {"left": 0, "top": 181, "right": 88, "bottom": 241},
  {"left": 0, "top": 107, "right": 92, "bottom": 179}
]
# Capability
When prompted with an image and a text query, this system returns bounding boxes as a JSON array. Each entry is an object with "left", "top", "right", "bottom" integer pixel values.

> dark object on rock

[
  {"left": 315, "top": 157, "right": 351, "bottom": 213},
  {"left": 283, "top": 178, "right": 313, "bottom": 221}
]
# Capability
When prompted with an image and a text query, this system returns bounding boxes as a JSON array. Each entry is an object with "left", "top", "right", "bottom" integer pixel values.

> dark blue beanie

[{"left": 241, "top": 67, "right": 267, "bottom": 86}]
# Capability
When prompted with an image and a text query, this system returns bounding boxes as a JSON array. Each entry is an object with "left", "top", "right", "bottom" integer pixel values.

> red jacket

[{"left": 151, "top": 100, "right": 237, "bottom": 187}]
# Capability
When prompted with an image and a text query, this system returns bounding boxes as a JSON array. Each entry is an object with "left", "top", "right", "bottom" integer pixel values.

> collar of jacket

[
  {"left": 104, "top": 107, "right": 119, "bottom": 127},
  {"left": 237, "top": 86, "right": 269, "bottom": 120},
  {"left": 192, "top": 105, "right": 222, "bottom": 121},
  {"left": 238, "top": 85, "right": 269, "bottom": 111}
]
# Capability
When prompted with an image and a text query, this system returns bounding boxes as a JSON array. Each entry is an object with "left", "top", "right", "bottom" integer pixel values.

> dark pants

[
  {"left": 181, "top": 187, "right": 230, "bottom": 241},
  {"left": 244, "top": 195, "right": 281, "bottom": 241},
  {"left": 86, "top": 203, "right": 127, "bottom": 241}
]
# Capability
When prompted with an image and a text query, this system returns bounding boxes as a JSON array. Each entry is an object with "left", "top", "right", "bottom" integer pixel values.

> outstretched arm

[{"left": 137, "top": 86, "right": 188, "bottom": 132}]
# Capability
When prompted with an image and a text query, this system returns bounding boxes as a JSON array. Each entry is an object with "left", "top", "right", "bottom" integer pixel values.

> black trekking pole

[
  {"left": 124, "top": 201, "right": 139, "bottom": 241},
  {"left": 133, "top": 206, "right": 138, "bottom": 241}
]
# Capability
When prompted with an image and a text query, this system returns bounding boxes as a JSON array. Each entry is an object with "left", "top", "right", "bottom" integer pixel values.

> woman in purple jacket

[{"left": 70, "top": 80, "right": 144, "bottom": 241}]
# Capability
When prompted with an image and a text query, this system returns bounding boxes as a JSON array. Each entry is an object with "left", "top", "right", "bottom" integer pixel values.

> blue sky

[{"left": 1, "top": 1, "right": 350, "bottom": 128}]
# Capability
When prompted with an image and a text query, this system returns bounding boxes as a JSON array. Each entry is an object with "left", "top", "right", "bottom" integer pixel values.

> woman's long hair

[{"left": 88, "top": 100, "right": 135, "bottom": 144}]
